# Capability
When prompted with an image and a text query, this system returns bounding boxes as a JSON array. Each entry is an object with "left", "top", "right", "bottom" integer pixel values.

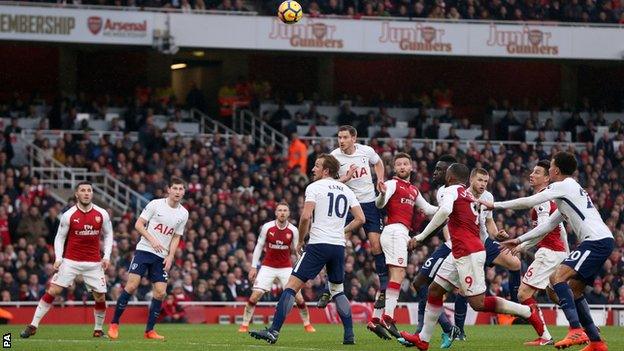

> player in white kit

[
  {"left": 239, "top": 203, "right": 315, "bottom": 333},
  {"left": 250, "top": 154, "right": 364, "bottom": 345},
  {"left": 108, "top": 177, "right": 189, "bottom": 340},
  {"left": 20, "top": 182, "right": 113, "bottom": 339},
  {"left": 484, "top": 152, "right": 614, "bottom": 351}
]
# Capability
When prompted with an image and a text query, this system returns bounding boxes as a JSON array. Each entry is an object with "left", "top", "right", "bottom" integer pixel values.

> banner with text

[
  {"left": 170, "top": 14, "right": 624, "bottom": 60},
  {"left": 0, "top": 5, "right": 153, "bottom": 45}
]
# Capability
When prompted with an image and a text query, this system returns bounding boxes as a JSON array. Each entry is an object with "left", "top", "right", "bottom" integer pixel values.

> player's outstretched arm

[
  {"left": 375, "top": 180, "right": 395, "bottom": 209},
  {"left": 517, "top": 209, "right": 564, "bottom": 244},
  {"left": 414, "top": 206, "right": 451, "bottom": 243},
  {"left": 415, "top": 192, "right": 438, "bottom": 217},
  {"left": 53, "top": 212, "right": 70, "bottom": 269},
  {"left": 493, "top": 186, "right": 563, "bottom": 211}
]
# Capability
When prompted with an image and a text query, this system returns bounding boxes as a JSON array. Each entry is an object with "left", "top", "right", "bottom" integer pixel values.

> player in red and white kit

[
  {"left": 515, "top": 160, "right": 569, "bottom": 346},
  {"left": 238, "top": 203, "right": 315, "bottom": 333},
  {"left": 398, "top": 164, "right": 545, "bottom": 350},
  {"left": 371, "top": 153, "right": 438, "bottom": 340},
  {"left": 20, "top": 182, "right": 113, "bottom": 339}
]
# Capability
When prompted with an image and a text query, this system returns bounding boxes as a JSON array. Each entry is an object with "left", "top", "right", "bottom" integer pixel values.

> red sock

[
  {"left": 483, "top": 296, "right": 497, "bottom": 312},
  {"left": 95, "top": 301, "right": 106, "bottom": 311},
  {"left": 42, "top": 292, "right": 55, "bottom": 304},
  {"left": 521, "top": 297, "right": 537, "bottom": 307}
]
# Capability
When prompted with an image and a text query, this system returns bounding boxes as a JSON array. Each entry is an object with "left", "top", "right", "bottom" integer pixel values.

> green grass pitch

[{"left": 4, "top": 324, "right": 623, "bottom": 350}]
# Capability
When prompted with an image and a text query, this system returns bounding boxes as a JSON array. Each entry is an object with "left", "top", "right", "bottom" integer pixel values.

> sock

[
  {"left": 270, "top": 288, "right": 296, "bottom": 332},
  {"left": 385, "top": 281, "right": 401, "bottom": 319},
  {"left": 94, "top": 301, "right": 106, "bottom": 331},
  {"left": 31, "top": 292, "right": 55, "bottom": 327},
  {"left": 522, "top": 297, "right": 551, "bottom": 339},
  {"left": 553, "top": 282, "right": 581, "bottom": 328},
  {"left": 373, "top": 307, "right": 383, "bottom": 319},
  {"left": 438, "top": 309, "right": 453, "bottom": 334},
  {"left": 454, "top": 294, "right": 468, "bottom": 333},
  {"left": 297, "top": 302, "right": 311, "bottom": 326},
  {"left": 242, "top": 300, "right": 256, "bottom": 326},
  {"left": 373, "top": 253, "right": 388, "bottom": 291},
  {"left": 145, "top": 298, "right": 163, "bottom": 332},
  {"left": 484, "top": 296, "right": 530, "bottom": 318},
  {"left": 419, "top": 295, "right": 444, "bottom": 343},
  {"left": 416, "top": 284, "right": 428, "bottom": 331},
  {"left": 575, "top": 297, "right": 601, "bottom": 342},
  {"left": 112, "top": 289, "right": 132, "bottom": 324},
  {"left": 334, "top": 293, "right": 353, "bottom": 341},
  {"left": 509, "top": 270, "right": 521, "bottom": 303}
]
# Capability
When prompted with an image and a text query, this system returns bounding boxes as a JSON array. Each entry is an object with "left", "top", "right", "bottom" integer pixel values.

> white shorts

[
  {"left": 51, "top": 258, "right": 107, "bottom": 293},
  {"left": 380, "top": 223, "right": 410, "bottom": 268},
  {"left": 253, "top": 266, "right": 292, "bottom": 292},
  {"left": 523, "top": 247, "right": 568, "bottom": 290},
  {"left": 434, "top": 251, "right": 486, "bottom": 297}
]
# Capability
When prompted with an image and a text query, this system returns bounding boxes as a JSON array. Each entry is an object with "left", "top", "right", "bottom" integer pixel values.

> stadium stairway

[{"left": 25, "top": 140, "right": 148, "bottom": 220}]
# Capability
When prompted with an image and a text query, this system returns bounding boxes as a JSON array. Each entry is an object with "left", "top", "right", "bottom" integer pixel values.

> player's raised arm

[
  {"left": 375, "top": 180, "right": 395, "bottom": 209},
  {"left": 490, "top": 184, "right": 565, "bottom": 211},
  {"left": 53, "top": 211, "right": 71, "bottom": 269}
]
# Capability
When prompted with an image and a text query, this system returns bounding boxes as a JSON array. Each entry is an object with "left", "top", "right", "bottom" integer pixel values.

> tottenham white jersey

[
  {"left": 136, "top": 198, "right": 189, "bottom": 258},
  {"left": 331, "top": 144, "right": 381, "bottom": 203},
  {"left": 305, "top": 178, "right": 360, "bottom": 246},
  {"left": 473, "top": 190, "right": 494, "bottom": 242},
  {"left": 436, "top": 185, "right": 452, "bottom": 248},
  {"left": 497, "top": 177, "right": 612, "bottom": 242}
]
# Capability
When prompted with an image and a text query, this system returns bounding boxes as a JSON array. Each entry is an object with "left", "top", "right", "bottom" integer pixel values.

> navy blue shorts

[
  {"left": 485, "top": 238, "right": 502, "bottom": 267},
  {"left": 563, "top": 238, "right": 615, "bottom": 285},
  {"left": 128, "top": 250, "right": 168, "bottom": 283},
  {"left": 419, "top": 243, "right": 452, "bottom": 282},
  {"left": 346, "top": 201, "right": 383, "bottom": 234},
  {"left": 292, "top": 244, "right": 345, "bottom": 284}
]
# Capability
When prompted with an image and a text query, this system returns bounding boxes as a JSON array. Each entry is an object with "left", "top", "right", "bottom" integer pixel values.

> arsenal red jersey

[
  {"left": 385, "top": 177, "right": 419, "bottom": 231},
  {"left": 253, "top": 221, "right": 299, "bottom": 269},
  {"left": 442, "top": 185, "right": 484, "bottom": 258},
  {"left": 57, "top": 205, "right": 112, "bottom": 262},
  {"left": 530, "top": 198, "right": 566, "bottom": 252}
]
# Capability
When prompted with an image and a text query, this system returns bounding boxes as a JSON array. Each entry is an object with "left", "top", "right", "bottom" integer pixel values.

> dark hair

[
  {"left": 439, "top": 154, "right": 458, "bottom": 164},
  {"left": 317, "top": 153, "right": 340, "bottom": 179},
  {"left": 168, "top": 177, "right": 186, "bottom": 188},
  {"left": 448, "top": 163, "right": 470, "bottom": 184},
  {"left": 552, "top": 152, "right": 577, "bottom": 176},
  {"left": 75, "top": 181, "right": 92, "bottom": 190},
  {"left": 393, "top": 152, "right": 411, "bottom": 163},
  {"left": 536, "top": 159, "right": 551, "bottom": 174},
  {"left": 338, "top": 125, "right": 357, "bottom": 137},
  {"left": 470, "top": 167, "right": 488, "bottom": 178}
]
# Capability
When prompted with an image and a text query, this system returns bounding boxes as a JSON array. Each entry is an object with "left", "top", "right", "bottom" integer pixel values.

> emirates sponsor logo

[
  {"left": 486, "top": 24, "right": 559, "bottom": 56},
  {"left": 268, "top": 243, "right": 289, "bottom": 250},
  {"left": 378, "top": 22, "right": 452, "bottom": 53},
  {"left": 76, "top": 225, "right": 99, "bottom": 236},
  {"left": 269, "top": 19, "right": 344, "bottom": 49}
]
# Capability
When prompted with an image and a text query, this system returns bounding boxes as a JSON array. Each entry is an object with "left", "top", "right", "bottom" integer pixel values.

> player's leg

[
  {"left": 144, "top": 281, "right": 167, "bottom": 339},
  {"left": 294, "top": 291, "right": 315, "bottom": 332},
  {"left": 552, "top": 237, "right": 613, "bottom": 350},
  {"left": 569, "top": 278, "right": 603, "bottom": 350},
  {"left": 378, "top": 225, "right": 408, "bottom": 339},
  {"left": 399, "top": 281, "right": 449, "bottom": 350},
  {"left": 109, "top": 252, "right": 147, "bottom": 339},
  {"left": 380, "top": 265, "right": 404, "bottom": 339},
  {"left": 363, "top": 202, "right": 388, "bottom": 312},
  {"left": 488, "top": 238, "right": 521, "bottom": 302},
  {"left": 325, "top": 244, "right": 354, "bottom": 345},
  {"left": 316, "top": 268, "right": 331, "bottom": 308},
  {"left": 92, "top": 292, "right": 107, "bottom": 337},
  {"left": 20, "top": 283, "right": 64, "bottom": 338},
  {"left": 82, "top": 262, "right": 108, "bottom": 337},
  {"left": 453, "top": 293, "right": 468, "bottom": 340},
  {"left": 240, "top": 289, "right": 265, "bottom": 332}
]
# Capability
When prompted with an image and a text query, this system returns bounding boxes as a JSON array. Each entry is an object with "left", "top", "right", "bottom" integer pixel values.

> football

[{"left": 277, "top": 0, "right": 303, "bottom": 24}]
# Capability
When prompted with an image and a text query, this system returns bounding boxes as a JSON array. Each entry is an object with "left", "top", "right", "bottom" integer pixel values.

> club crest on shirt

[
  {"left": 95, "top": 216, "right": 101, "bottom": 223},
  {"left": 286, "top": 233, "right": 291, "bottom": 240}
]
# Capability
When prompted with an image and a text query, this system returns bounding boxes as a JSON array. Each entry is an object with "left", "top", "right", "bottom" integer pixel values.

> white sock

[
  {"left": 539, "top": 308, "right": 552, "bottom": 339},
  {"left": 373, "top": 308, "right": 383, "bottom": 319},
  {"left": 242, "top": 302, "right": 256, "bottom": 326},
  {"left": 94, "top": 309, "right": 105, "bottom": 330},
  {"left": 298, "top": 304, "right": 311, "bottom": 326},
  {"left": 31, "top": 300, "right": 52, "bottom": 328},
  {"left": 385, "top": 281, "right": 401, "bottom": 319},
  {"left": 419, "top": 298, "right": 443, "bottom": 343},
  {"left": 495, "top": 297, "right": 531, "bottom": 318}
]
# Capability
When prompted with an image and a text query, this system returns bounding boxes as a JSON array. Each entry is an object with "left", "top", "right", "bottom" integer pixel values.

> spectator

[
  {"left": 16, "top": 206, "right": 47, "bottom": 245},
  {"left": 288, "top": 133, "right": 308, "bottom": 174},
  {"left": 585, "top": 279, "right": 609, "bottom": 304}
]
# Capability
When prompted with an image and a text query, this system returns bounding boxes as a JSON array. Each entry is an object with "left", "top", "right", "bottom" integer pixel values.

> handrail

[
  {"left": 233, "top": 108, "right": 289, "bottom": 154},
  {"left": 190, "top": 108, "right": 239, "bottom": 136}
]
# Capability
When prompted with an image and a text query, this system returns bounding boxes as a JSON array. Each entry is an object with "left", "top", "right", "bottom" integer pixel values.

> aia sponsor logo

[
  {"left": 486, "top": 24, "right": 559, "bottom": 56},
  {"left": 269, "top": 19, "right": 344, "bottom": 49},
  {"left": 378, "top": 22, "right": 452, "bottom": 53}
]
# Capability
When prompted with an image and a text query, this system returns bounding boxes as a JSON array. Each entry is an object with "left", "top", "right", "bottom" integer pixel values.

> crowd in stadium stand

[
  {"left": 10, "top": 0, "right": 624, "bottom": 23},
  {"left": 1, "top": 112, "right": 624, "bottom": 307}
]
